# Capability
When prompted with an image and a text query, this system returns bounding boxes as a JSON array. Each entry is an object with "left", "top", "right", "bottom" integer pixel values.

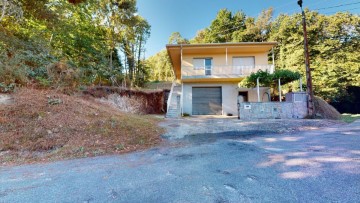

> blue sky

[{"left": 137, "top": 0, "right": 360, "bottom": 57}]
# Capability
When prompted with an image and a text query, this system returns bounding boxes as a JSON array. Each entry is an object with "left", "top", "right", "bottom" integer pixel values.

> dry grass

[{"left": 0, "top": 88, "right": 164, "bottom": 166}]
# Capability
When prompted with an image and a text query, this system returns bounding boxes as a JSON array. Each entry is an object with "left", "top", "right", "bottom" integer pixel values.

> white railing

[{"left": 181, "top": 65, "right": 274, "bottom": 79}]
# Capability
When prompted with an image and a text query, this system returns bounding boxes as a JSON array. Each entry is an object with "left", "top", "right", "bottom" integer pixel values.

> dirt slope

[{"left": 0, "top": 88, "right": 164, "bottom": 166}]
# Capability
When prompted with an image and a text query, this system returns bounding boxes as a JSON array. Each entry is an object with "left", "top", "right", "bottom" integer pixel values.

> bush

[
  {"left": 0, "top": 58, "right": 29, "bottom": 87},
  {"left": 46, "top": 61, "right": 80, "bottom": 91},
  {"left": 35, "top": 76, "right": 52, "bottom": 88},
  {"left": 0, "top": 83, "right": 16, "bottom": 93}
]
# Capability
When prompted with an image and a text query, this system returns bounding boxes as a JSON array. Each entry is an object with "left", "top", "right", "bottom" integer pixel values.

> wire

[
  {"left": 285, "top": 0, "right": 360, "bottom": 14},
  {"left": 313, "top": 1, "right": 360, "bottom": 10},
  {"left": 323, "top": 6, "right": 360, "bottom": 14},
  {"left": 282, "top": 0, "right": 335, "bottom": 14}
]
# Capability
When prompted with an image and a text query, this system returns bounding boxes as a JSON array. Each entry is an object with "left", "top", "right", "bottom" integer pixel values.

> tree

[
  {"left": 1, "top": 0, "right": 152, "bottom": 90},
  {"left": 168, "top": 32, "right": 189, "bottom": 44},
  {"left": 145, "top": 50, "right": 173, "bottom": 82}
]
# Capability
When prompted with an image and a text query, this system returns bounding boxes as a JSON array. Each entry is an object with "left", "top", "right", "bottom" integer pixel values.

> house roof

[{"left": 166, "top": 42, "right": 277, "bottom": 79}]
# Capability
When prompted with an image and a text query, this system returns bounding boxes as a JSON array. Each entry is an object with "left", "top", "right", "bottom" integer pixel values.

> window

[
  {"left": 205, "top": 58, "right": 212, "bottom": 75},
  {"left": 193, "top": 58, "right": 212, "bottom": 75},
  {"left": 193, "top": 59, "right": 205, "bottom": 70},
  {"left": 232, "top": 56, "right": 255, "bottom": 75},
  {"left": 232, "top": 56, "right": 255, "bottom": 67}
]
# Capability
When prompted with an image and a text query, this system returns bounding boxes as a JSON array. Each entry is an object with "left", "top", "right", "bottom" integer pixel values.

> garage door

[{"left": 192, "top": 87, "right": 222, "bottom": 115}]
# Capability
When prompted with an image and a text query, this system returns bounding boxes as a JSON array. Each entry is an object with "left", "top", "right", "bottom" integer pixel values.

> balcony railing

[{"left": 181, "top": 65, "right": 274, "bottom": 79}]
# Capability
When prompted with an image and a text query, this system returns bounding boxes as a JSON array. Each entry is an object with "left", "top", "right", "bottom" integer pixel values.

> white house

[{"left": 166, "top": 42, "right": 277, "bottom": 117}]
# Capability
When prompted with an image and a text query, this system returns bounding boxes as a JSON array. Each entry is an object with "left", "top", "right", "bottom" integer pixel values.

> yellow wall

[
  {"left": 181, "top": 52, "right": 269, "bottom": 77},
  {"left": 182, "top": 52, "right": 269, "bottom": 67}
]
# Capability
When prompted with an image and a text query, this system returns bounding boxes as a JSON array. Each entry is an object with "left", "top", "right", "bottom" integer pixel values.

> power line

[
  {"left": 323, "top": 6, "right": 360, "bottom": 14},
  {"left": 282, "top": 0, "right": 335, "bottom": 14},
  {"left": 287, "top": 0, "right": 360, "bottom": 13},
  {"left": 313, "top": 1, "right": 360, "bottom": 11}
]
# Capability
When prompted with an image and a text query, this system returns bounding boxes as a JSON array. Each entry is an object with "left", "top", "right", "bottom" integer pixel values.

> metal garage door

[{"left": 192, "top": 87, "right": 222, "bottom": 115}]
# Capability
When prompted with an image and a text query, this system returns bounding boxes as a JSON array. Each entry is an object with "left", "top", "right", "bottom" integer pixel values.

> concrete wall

[
  {"left": 238, "top": 87, "right": 271, "bottom": 102},
  {"left": 182, "top": 82, "right": 239, "bottom": 116},
  {"left": 239, "top": 101, "right": 308, "bottom": 119},
  {"left": 182, "top": 83, "right": 271, "bottom": 116}
]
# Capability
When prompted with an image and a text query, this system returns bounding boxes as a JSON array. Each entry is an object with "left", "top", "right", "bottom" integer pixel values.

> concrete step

[{"left": 166, "top": 114, "right": 180, "bottom": 118}]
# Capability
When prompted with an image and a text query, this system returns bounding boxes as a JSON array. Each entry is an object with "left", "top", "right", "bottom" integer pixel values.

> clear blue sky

[{"left": 137, "top": 0, "right": 360, "bottom": 57}]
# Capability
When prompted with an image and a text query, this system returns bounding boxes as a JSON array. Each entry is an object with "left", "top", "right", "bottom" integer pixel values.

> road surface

[{"left": 1, "top": 120, "right": 359, "bottom": 202}]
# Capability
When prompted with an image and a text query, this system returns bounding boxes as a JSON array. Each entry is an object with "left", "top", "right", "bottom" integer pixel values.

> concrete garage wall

[
  {"left": 182, "top": 82, "right": 238, "bottom": 116},
  {"left": 239, "top": 101, "right": 308, "bottom": 119}
]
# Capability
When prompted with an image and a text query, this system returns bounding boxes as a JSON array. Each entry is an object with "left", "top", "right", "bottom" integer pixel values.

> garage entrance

[{"left": 192, "top": 87, "right": 222, "bottom": 115}]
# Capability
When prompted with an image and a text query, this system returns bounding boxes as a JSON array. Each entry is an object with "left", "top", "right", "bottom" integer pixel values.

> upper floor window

[
  {"left": 193, "top": 58, "right": 212, "bottom": 75},
  {"left": 232, "top": 56, "right": 255, "bottom": 67}
]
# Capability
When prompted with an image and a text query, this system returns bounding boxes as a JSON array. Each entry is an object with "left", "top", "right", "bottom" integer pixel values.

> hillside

[{"left": 0, "top": 88, "right": 164, "bottom": 166}]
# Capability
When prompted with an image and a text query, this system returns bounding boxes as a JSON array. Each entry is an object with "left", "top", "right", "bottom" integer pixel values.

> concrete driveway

[{"left": 1, "top": 119, "right": 359, "bottom": 203}]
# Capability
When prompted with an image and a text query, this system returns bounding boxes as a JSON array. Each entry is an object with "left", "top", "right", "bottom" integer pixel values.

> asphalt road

[{"left": 1, "top": 120, "right": 359, "bottom": 203}]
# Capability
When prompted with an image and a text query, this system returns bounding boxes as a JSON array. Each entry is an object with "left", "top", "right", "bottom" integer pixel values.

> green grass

[{"left": 341, "top": 114, "right": 360, "bottom": 123}]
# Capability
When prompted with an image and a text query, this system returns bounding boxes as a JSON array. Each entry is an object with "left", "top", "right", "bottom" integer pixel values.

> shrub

[{"left": 46, "top": 61, "right": 80, "bottom": 91}]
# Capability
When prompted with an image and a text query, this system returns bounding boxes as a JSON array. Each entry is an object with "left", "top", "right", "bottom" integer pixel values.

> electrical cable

[
  {"left": 313, "top": 1, "right": 360, "bottom": 11},
  {"left": 323, "top": 6, "right": 360, "bottom": 14}
]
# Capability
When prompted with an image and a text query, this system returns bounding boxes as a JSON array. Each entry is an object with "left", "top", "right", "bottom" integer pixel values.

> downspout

[
  {"left": 226, "top": 47, "right": 228, "bottom": 65},
  {"left": 257, "top": 77, "right": 260, "bottom": 102}
]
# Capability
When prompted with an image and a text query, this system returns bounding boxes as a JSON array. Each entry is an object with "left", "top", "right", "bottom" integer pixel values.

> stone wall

[{"left": 239, "top": 101, "right": 307, "bottom": 119}]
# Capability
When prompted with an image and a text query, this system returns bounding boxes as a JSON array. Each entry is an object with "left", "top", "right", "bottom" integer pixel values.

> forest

[
  {"left": 1, "top": 0, "right": 150, "bottom": 90},
  {"left": 1, "top": 1, "right": 359, "bottom": 102}
]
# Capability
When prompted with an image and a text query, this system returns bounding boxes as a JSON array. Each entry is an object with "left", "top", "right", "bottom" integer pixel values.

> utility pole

[{"left": 297, "top": 0, "right": 315, "bottom": 117}]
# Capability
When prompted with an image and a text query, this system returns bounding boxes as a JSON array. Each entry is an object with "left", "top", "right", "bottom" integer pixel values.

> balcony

[{"left": 181, "top": 65, "right": 274, "bottom": 80}]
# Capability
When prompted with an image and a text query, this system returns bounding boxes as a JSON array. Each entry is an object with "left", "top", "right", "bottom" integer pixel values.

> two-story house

[{"left": 166, "top": 42, "right": 277, "bottom": 117}]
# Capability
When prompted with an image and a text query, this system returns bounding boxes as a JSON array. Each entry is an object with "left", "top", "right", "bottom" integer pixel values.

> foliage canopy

[
  {"left": 0, "top": 0, "right": 151, "bottom": 91},
  {"left": 240, "top": 69, "right": 301, "bottom": 88}
]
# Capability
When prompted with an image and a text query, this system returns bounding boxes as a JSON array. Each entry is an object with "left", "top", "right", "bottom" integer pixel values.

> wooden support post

[
  {"left": 299, "top": 2, "right": 315, "bottom": 117},
  {"left": 272, "top": 48, "right": 275, "bottom": 73},
  {"left": 278, "top": 78, "right": 282, "bottom": 102}
]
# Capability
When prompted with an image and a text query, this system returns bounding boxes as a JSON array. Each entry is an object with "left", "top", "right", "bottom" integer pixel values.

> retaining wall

[{"left": 239, "top": 101, "right": 307, "bottom": 119}]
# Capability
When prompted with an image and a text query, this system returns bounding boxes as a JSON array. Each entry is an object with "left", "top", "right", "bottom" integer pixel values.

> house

[{"left": 166, "top": 42, "right": 277, "bottom": 117}]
